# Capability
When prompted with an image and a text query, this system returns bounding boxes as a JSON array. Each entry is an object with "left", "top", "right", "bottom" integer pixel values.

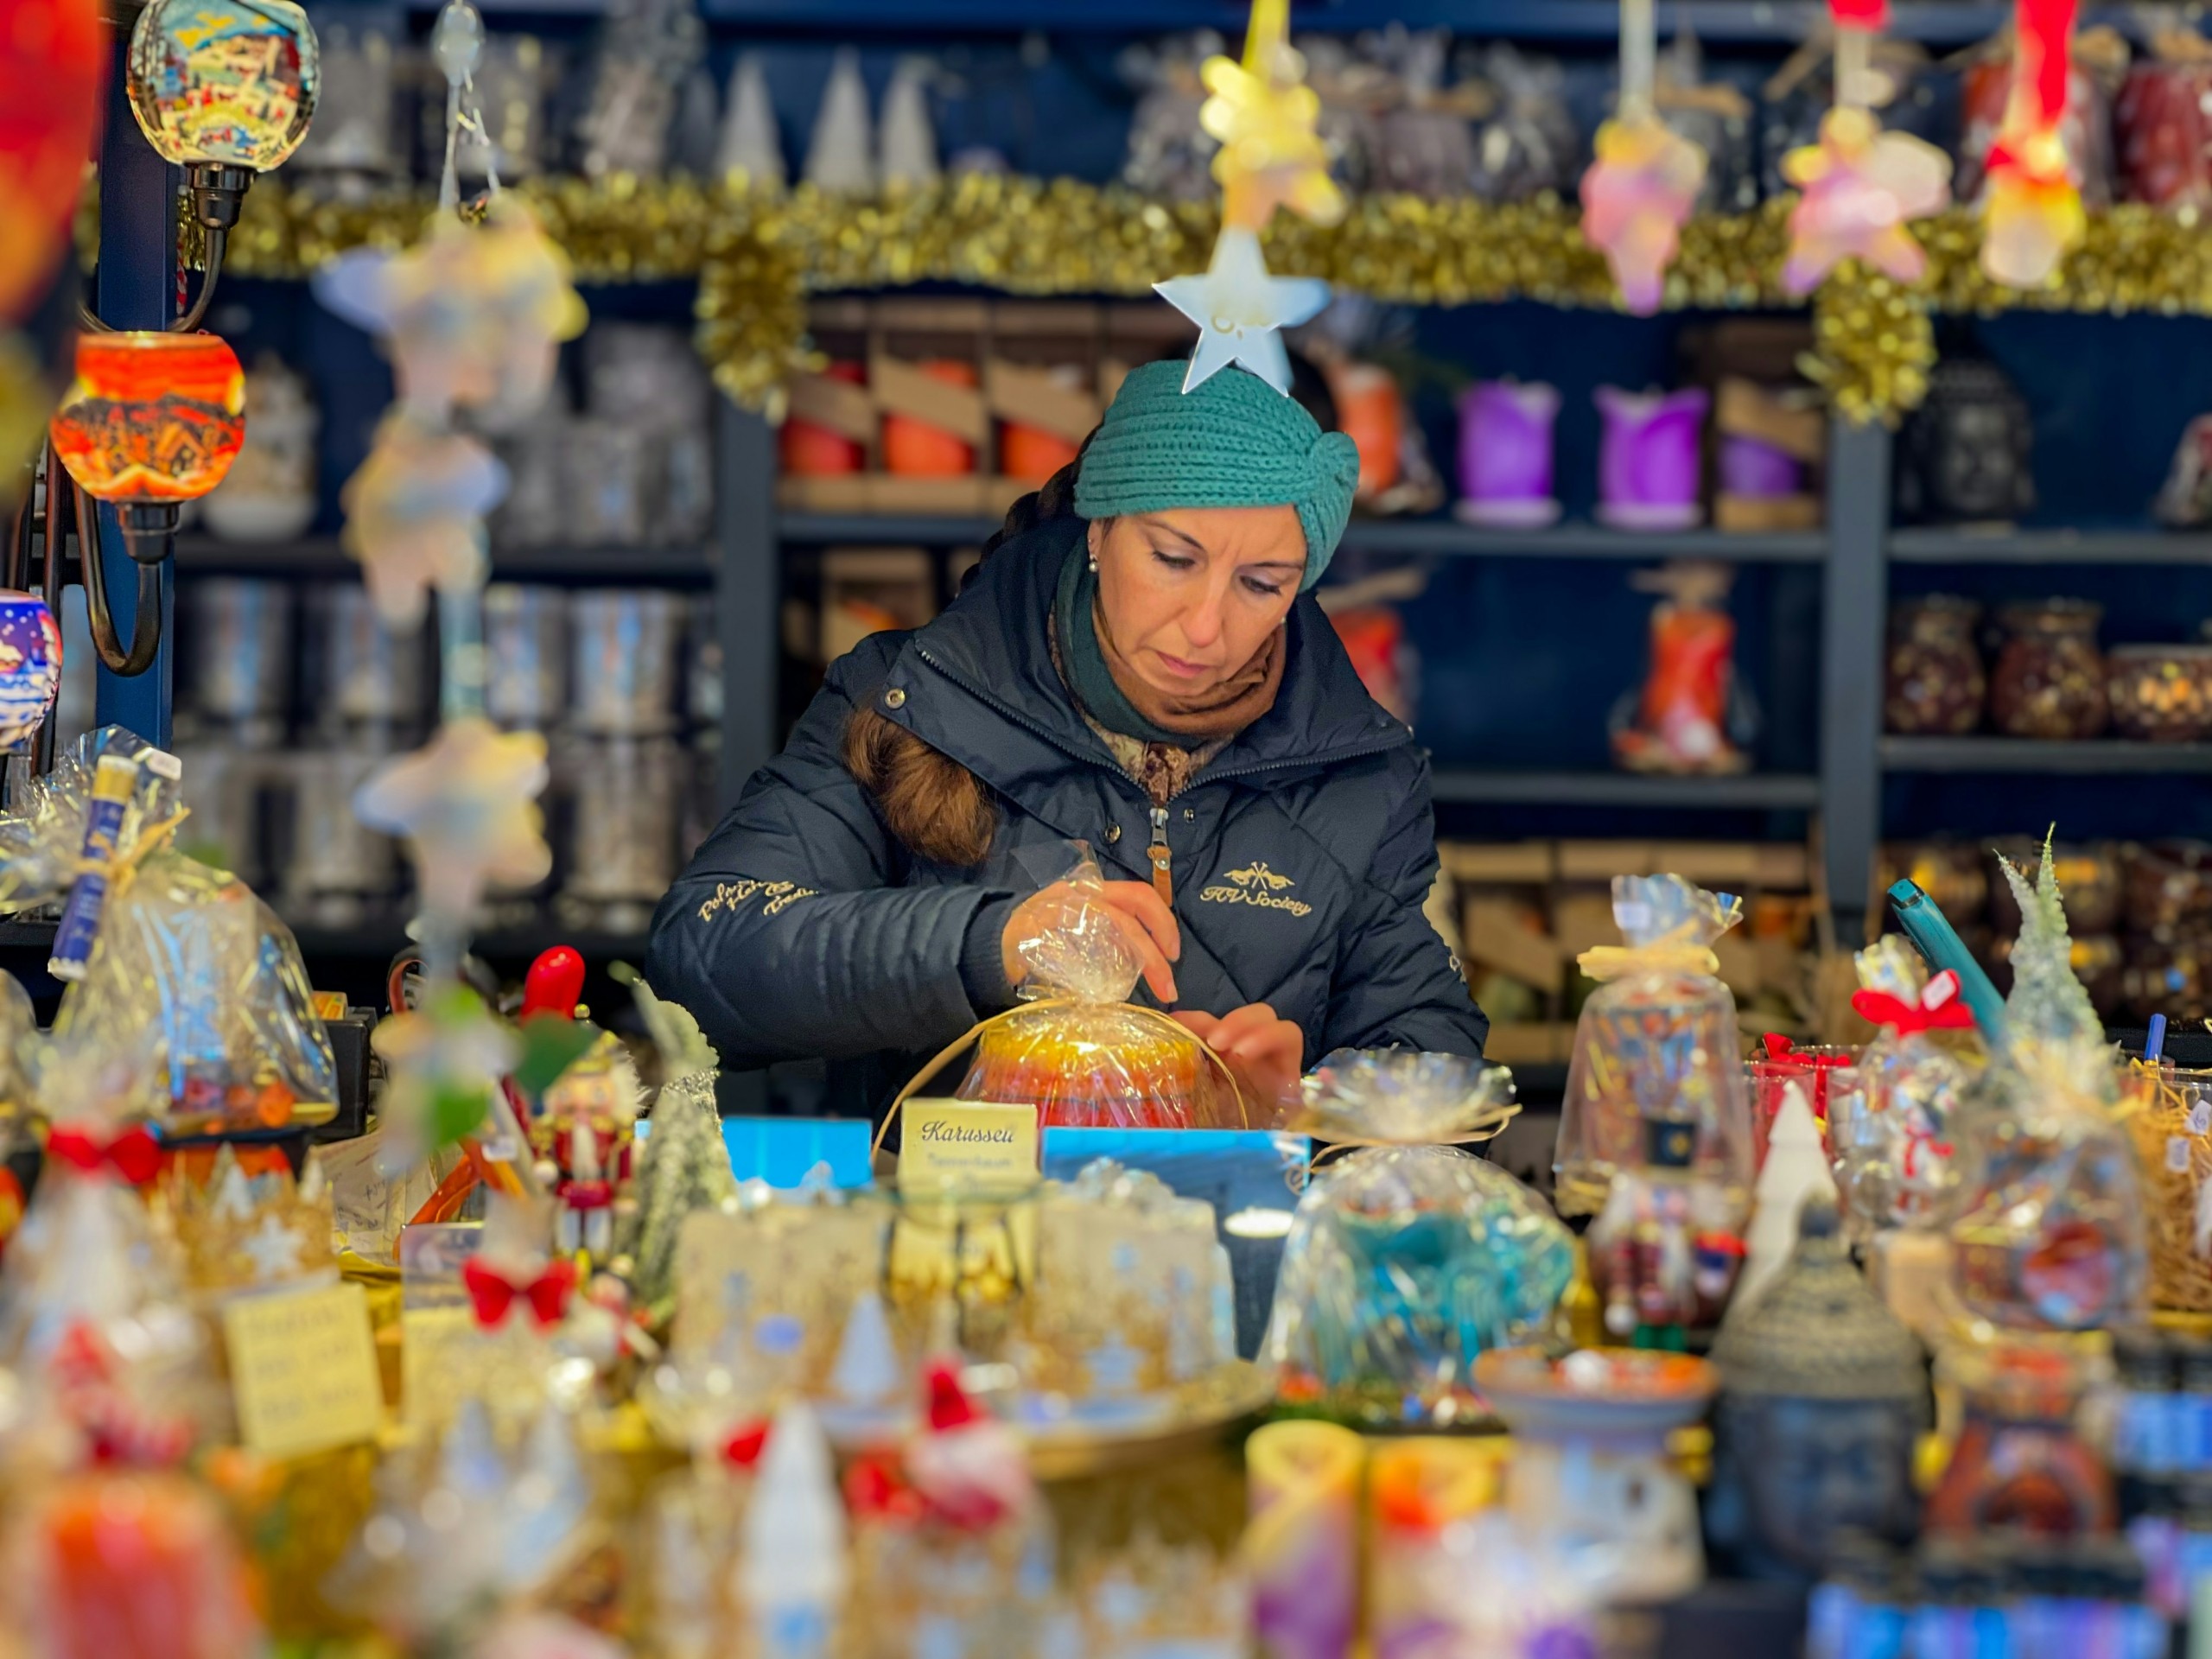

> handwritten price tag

[
  {"left": 2189, "top": 1099, "right": 2211, "bottom": 1137},
  {"left": 221, "top": 1280, "right": 384, "bottom": 1460},
  {"left": 2171, "top": 1136, "right": 2194, "bottom": 1175}
]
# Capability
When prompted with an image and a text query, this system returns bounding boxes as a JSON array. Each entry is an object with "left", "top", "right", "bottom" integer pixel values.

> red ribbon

[
  {"left": 46, "top": 1125, "right": 161, "bottom": 1185},
  {"left": 461, "top": 1255, "right": 576, "bottom": 1330},
  {"left": 1828, "top": 0, "right": 1890, "bottom": 29},
  {"left": 1760, "top": 1033, "right": 1857, "bottom": 1070},
  {"left": 1852, "top": 969, "right": 1978, "bottom": 1036}
]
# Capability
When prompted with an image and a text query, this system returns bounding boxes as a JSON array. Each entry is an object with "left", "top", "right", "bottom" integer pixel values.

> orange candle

[
  {"left": 883, "top": 359, "right": 978, "bottom": 477},
  {"left": 781, "top": 359, "right": 868, "bottom": 477}
]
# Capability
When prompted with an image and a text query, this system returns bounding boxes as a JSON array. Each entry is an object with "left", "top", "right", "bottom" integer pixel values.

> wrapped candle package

[
  {"left": 1554, "top": 874, "right": 1756, "bottom": 1217},
  {"left": 1826, "top": 938, "right": 1982, "bottom": 1242},
  {"left": 953, "top": 851, "right": 1241, "bottom": 1128},
  {"left": 1949, "top": 842, "right": 2148, "bottom": 1335},
  {"left": 1264, "top": 1050, "right": 1571, "bottom": 1427},
  {"left": 0, "top": 730, "right": 337, "bottom": 1134}
]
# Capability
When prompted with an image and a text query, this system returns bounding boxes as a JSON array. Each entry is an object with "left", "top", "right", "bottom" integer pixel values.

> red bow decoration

[
  {"left": 844, "top": 1455, "right": 926, "bottom": 1524},
  {"left": 1828, "top": 0, "right": 1890, "bottom": 28},
  {"left": 46, "top": 1124, "right": 162, "bottom": 1185},
  {"left": 461, "top": 1255, "right": 577, "bottom": 1330},
  {"left": 1852, "top": 969, "right": 1978, "bottom": 1036}
]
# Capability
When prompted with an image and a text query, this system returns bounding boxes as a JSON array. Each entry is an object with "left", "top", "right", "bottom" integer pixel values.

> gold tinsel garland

[{"left": 75, "top": 173, "right": 2212, "bottom": 423}]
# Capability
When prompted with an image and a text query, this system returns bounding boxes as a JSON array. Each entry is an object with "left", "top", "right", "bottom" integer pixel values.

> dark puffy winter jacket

[{"left": 645, "top": 517, "right": 1486, "bottom": 1120}]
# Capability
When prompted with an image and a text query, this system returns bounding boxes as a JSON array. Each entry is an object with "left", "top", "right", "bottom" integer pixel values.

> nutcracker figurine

[
  {"left": 516, "top": 947, "right": 641, "bottom": 1268},
  {"left": 1590, "top": 1114, "right": 1748, "bottom": 1350}
]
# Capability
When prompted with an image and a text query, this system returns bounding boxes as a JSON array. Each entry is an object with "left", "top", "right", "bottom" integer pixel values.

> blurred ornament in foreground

[
  {"left": 339, "top": 414, "right": 506, "bottom": 626},
  {"left": 0, "top": 0, "right": 104, "bottom": 326},
  {"left": 354, "top": 715, "right": 552, "bottom": 923}
]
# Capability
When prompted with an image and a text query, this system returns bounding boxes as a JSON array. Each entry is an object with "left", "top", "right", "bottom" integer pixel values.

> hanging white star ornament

[{"left": 1154, "top": 226, "right": 1330, "bottom": 397}]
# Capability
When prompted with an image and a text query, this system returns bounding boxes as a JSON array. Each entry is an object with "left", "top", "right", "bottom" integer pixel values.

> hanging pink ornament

[
  {"left": 1580, "top": 111, "right": 1707, "bottom": 315},
  {"left": 1782, "top": 106, "right": 1953, "bottom": 294}
]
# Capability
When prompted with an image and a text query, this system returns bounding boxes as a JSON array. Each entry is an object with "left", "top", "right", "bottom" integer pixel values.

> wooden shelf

[
  {"left": 660, "top": 0, "right": 2018, "bottom": 44},
  {"left": 1349, "top": 520, "right": 1825, "bottom": 562},
  {"left": 280, "top": 918, "right": 652, "bottom": 961},
  {"left": 1430, "top": 769, "right": 1821, "bottom": 809},
  {"left": 1888, "top": 527, "right": 2212, "bottom": 565},
  {"left": 1881, "top": 736, "right": 2212, "bottom": 773},
  {"left": 779, "top": 512, "right": 1826, "bottom": 563},
  {"left": 174, "top": 537, "right": 712, "bottom": 582}
]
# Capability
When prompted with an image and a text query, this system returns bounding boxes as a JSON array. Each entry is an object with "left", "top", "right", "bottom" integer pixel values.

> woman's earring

[{"left": 1088, "top": 551, "right": 1098, "bottom": 574}]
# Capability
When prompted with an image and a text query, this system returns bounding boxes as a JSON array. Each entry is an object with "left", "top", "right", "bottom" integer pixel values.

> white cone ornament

[
  {"left": 878, "top": 56, "right": 938, "bottom": 188},
  {"left": 717, "top": 52, "right": 785, "bottom": 188},
  {"left": 804, "top": 48, "right": 875, "bottom": 194},
  {"left": 1734, "top": 1081, "right": 1840, "bottom": 1313}
]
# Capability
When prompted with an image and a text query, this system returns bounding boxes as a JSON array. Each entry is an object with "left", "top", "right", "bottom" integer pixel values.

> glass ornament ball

[
  {"left": 0, "top": 593, "right": 61, "bottom": 753},
  {"left": 126, "top": 0, "right": 319, "bottom": 171},
  {"left": 49, "top": 332, "right": 246, "bottom": 505}
]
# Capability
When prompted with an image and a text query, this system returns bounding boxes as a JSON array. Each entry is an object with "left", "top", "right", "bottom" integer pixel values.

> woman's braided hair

[{"left": 841, "top": 442, "right": 1091, "bottom": 867}]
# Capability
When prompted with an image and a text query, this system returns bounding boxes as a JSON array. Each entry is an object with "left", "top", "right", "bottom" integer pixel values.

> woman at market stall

[{"left": 645, "top": 359, "right": 1486, "bottom": 1121}]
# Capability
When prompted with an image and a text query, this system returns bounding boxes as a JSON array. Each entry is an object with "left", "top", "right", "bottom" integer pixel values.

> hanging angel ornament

[
  {"left": 1781, "top": 0, "right": 1952, "bottom": 296},
  {"left": 1581, "top": 0, "right": 1707, "bottom": 315},
  {"left": 1154, "top": 0, "right": 1339, "bottom": 397},
  {"left": 1981, "top": 0, "right": 2087, "bottom": 288}
]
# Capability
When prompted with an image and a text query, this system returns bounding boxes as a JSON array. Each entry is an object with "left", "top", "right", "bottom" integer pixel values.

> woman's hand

[
  {"left": 1002, "top": 879, "right": 1181, "bottom": 1002},
  {"left": 1173, "top": 1003, "right": 1304, "bottom": 1120}
]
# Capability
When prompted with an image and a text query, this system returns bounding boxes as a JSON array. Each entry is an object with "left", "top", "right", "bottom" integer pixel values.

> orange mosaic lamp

[{"left": 49, "top": 331, "right": 245, "bottom": 520}]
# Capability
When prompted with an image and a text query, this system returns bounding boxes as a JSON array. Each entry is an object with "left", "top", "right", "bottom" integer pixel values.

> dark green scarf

[{"left": 1054, "top": 547, "right": 1186, "bottom": 747}]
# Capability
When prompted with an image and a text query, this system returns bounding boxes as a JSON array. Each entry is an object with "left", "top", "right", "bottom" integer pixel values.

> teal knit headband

[{"left": 1073, "top": 360, "right": 1361, "bottom": 591}]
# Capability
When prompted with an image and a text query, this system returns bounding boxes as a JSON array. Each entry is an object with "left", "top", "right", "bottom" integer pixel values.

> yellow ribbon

[
  {"left": 1577, "top": 935, "right": 1720, "bottom": 983},
  {"left": 95, "top": 804, "right": 190, "bottom": 902},
  {"left": 874, "top": 997, "right": 1251, "bottom": 1160}
]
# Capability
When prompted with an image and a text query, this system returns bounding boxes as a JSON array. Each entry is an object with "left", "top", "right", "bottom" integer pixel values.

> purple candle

[
  {"left": 1595, "top": 385, "right": 1709, "bottom": 531},
  {"left": 1455, "top": 380, "right": 1562, "bottom": 527},
  {"left": 1719, "top": 434, "right": 1805, "bottom": 500}
]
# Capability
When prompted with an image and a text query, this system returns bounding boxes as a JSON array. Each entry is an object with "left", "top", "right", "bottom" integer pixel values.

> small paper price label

[
  {"left": 2171, "top": 1136, "right": 2195, "bottom": 1174},
  {"left": 2189, "top": 1100, "right": 2211, "bottom": 1137},
  {"left": 221, "top": 1280, "right": 385, "bottom": 1460}
]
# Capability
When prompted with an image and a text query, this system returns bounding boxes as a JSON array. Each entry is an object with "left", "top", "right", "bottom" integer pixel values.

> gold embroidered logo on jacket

[{"left": 1199, "top": 861, "right": 1313, "bottom": 917}]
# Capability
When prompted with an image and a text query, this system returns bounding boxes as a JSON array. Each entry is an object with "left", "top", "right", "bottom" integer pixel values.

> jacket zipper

[{"left": 1147, "top": 806, "right": 1173, "bottom": 904}]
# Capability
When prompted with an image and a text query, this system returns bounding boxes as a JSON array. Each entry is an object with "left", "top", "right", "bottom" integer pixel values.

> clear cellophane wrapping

[
  {"left": 1554, "top": 874, "right": 1755, "bottom": 1218},
  {"left": 1264, "top": 1050, "right": 1571, "bottom": 1425},
  {"left": 3, "top": 729, "right": 337, "bottom": 1134},
  {"left": 1947, "top": 1038, "right": 2148, "bottom": 1333},
  {"left": 953, "top": 850, "right": 1238, "bottom": 1129},
  {"left": 1827, "top": 938, "right": 1980, "bottom": 1242}
]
